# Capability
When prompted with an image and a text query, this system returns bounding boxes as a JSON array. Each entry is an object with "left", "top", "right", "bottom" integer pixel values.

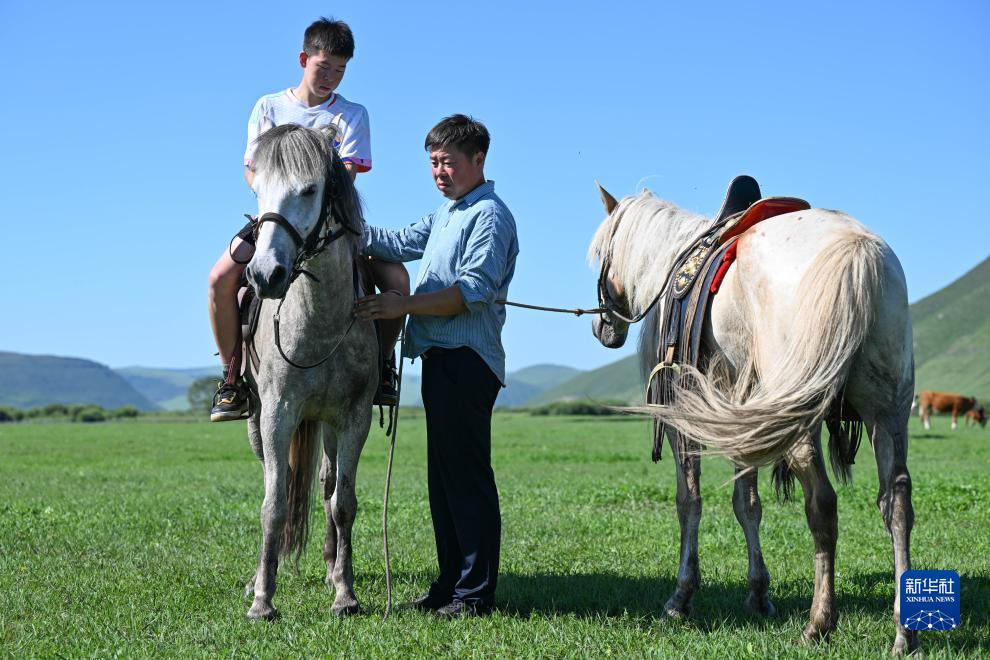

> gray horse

[{"left": 242, "top": 124, "right": 378, "bottom": 620}]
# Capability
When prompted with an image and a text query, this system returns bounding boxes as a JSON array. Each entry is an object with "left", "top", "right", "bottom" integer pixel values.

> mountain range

[
  {"left": 2, "top": 254, "right": 987, "bottom": 410},
  {"left": 911, "top": 256, "right": 990, "bottom": 399}
]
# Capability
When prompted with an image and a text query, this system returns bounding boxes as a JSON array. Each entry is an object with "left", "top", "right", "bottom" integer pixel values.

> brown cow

[
  {"left": 916, "top": 390, "right": 984, "bottom": 430},
  {"left": 964, "top": 407, "right": 987, "bottom": 428}
]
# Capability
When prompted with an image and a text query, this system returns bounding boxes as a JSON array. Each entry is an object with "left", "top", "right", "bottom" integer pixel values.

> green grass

[{"left": 1, "top": 413, "right": 988, "bottom": 657}]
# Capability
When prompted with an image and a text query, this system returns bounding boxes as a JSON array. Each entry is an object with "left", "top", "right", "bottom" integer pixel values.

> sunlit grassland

[{"left": 1, "top": 413, "right": 987, "bottom": 657}]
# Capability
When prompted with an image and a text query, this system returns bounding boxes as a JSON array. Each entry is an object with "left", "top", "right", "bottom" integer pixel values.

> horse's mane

[
  {"left": 588, "top": 190, "right": 707, "bottom": 313},
  {"left": 253, "top": 124, "right": 365, "bottom": 251},
  {"left": 587, "top": 190, "right": 709, "bottom": 384}
]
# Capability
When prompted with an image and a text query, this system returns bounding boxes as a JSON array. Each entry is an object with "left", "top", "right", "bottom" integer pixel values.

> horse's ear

[
  {"left": 319, "top": 124, "right": 339, "bottom": 143},
  {"left": 596, "top": 181, "right": 618, "bottom": 215}
]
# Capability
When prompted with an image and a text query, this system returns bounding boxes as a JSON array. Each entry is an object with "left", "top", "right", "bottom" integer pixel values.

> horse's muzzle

[
  {"left": 247, "top": 259, "right": 290, "bottom": 299},
  {"left": 592, "top": 314, "right": 627, "bottom": 348}
]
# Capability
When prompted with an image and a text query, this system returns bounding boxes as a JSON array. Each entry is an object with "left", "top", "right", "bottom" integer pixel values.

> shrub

[
  {"left": 188, "top": 376, "right": 221, "bottom": 412},
  {"left": 0, "top": 407, "right": 25, "bottom": 422},
  {"left": 41, "top": 403, "right": 70, "bottom": 417},
  {"left": 529, "top": 399, "right": 628, "bottom": 416},
  {"left": 111, "top": 405, "right": 141, "bottom": 419},
  {"left": 73, "top": 406, "right": 106, "bottom": 423}
]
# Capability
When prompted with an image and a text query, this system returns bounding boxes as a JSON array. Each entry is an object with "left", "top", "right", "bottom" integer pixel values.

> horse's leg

[
  {"left": 789, "top": 429, "right": 839, "bottom": 643},
  {"left": 664, "top": 434, "right": 702, "bottom": 618},
  {"left": 732, "top": 466, "right": 775, "bottom": 617},
  {"left": 320, "top": 424, "right": 339, "bottom": 588},
  {"left": 951, "top": 407, "right": 958, "bottom": 430},
  {"left": 243, "top": 409, "right": 264, "bottom": 598},
  {"left": 246, "top": 410, "right": 295, "bottom": 621},
  {"left": 867, "top": 412, "right": 918, "bottom": 656},
  {"left": 327, "top": 410, "right": 371, "bottom": 616}
]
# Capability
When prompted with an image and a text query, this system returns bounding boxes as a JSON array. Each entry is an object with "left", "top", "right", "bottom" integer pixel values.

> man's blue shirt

[{"left": 363, "top": 181, "right": 518, "bottom": 384}]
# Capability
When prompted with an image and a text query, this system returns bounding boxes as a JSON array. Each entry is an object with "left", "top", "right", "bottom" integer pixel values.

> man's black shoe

[
  {"left": 434, "top": 599, "right": 492, "bottom": 619},
  {"left": 401, "top": 593, "right": 450, "bottom": 612},
  {"left": 210, "top": 382, "right": 250, "bottom": 422}
]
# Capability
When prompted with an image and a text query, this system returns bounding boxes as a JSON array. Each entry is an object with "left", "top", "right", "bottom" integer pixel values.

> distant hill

[
  {"left": 0, "top": 352, "right": 158, "bottom": 410},
  {"left": 509, "top": 364, "right": 581, "bottom": 390},
  {"left": 498, "top": 364, "right": 581, "bottom": 407},
  {"left": 529, "top": 354, "right": 642, "bottom": 405},
  {"left": 116, "top": 366, "right": 220, "bottom": 411},
  {"left": 911, "top": 256, "right": 990, "bottom": 400},
  {"left": 398, "top": 363, "right": 582, "bottom": 408}
]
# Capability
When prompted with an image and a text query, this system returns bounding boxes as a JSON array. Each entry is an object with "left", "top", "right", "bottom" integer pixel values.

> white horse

[
  {"left": 242, "top": 124, "right": 378, "bottom": 620},
  {"left": 589, "top": 184, "right": 917, "bottom": 655}
]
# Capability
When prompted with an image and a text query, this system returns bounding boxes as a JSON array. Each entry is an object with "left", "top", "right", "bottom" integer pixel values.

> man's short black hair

[
  {"left": 424, "top": 114, "right": 491, "bottom": 157},
  {"left": 303, "top": 17, "right": 355, "bottom": 59}
]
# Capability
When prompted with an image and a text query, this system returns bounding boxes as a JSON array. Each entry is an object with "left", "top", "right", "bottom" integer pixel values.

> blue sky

[{"left": 1, "top": 1, "right": 987, "bottom": 373}]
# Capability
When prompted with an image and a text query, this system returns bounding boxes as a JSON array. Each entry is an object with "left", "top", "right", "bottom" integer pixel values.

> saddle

[{"left": 647, "top": 176, "right": 810, "bottom": 461}]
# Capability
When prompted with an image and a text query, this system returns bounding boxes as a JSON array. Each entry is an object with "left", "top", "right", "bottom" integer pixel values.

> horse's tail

[
  {"left": 647, "top": 225, "right": 886, "bottom": 468},
  {"left": 281, "top": 420, "right": 322, "bottom": 564}
]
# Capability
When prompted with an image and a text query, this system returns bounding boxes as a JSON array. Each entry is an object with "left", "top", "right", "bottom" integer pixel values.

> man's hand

[
  {"left": 355, "top": 285, "right": 466, "bottom": 320},
  {"left": 354, "top": 291, "right": 407, "bottom": 320}
]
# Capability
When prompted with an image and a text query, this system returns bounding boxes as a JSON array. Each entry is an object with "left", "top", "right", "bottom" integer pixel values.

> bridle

[
  {"left": 595, "top": 207, "right": 710, "bottom": 327},
  {"left": 255, "top": 165, "right": 362, "bottom": 272},
  {"left": 595, "top": 215, "right": 663, "bottom": 326}
]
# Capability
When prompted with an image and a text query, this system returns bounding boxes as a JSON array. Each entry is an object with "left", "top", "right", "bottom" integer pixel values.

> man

[{"left": 354, "top": 114, "right": 518, "bottom": 617}]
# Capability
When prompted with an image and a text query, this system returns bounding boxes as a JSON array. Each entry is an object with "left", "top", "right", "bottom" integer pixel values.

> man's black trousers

[{"left": 421, "top": 346, "right": 502, "bottom": 607}]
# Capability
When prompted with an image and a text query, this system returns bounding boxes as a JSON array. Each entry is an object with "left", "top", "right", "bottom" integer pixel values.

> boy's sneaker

[
  {"left": 373, "top": 353, "right": 399, "bottom": 407},
  {"left": 211, "top": 382, "right": 250, "bottom": 421}
]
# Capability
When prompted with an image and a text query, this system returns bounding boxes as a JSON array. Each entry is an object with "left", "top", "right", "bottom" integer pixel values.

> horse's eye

[{"left": 301, "top": 185, "right": 317, "bottom": 197}]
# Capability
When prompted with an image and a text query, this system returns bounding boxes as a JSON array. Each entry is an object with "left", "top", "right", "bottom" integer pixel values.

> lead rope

[
  {"left": 495, "top": 299, "right": 607, "bottom": 316},
  {"left": 382, "top": 332, "right": 405, "bottom": 620}
]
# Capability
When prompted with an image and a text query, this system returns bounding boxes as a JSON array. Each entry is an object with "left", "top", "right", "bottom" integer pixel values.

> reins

[{"left": 495, "top": 300, "right": 607, "bottom": 316}]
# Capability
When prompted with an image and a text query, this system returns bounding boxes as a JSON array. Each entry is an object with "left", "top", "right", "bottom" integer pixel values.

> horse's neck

[
  {"left": 616, "top": 201, "right": 708, "bottom": 312},
  {"left": 291, "top": 239, "right": 356, "bottom": 322}
]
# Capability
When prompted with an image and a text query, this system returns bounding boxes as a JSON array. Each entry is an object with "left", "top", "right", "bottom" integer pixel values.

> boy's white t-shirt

[{"left": 244, "top": 89, "right": 371, "bottom": 172}]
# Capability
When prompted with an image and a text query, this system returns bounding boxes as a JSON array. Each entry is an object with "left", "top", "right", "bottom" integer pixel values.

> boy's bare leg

[
  {"left": 367, "top": 258, "right": 409, "bottom": 406},
  {"left": 208, "top": 237, "right": 254, "bottom": 419},
  {"left": 368, "top": 258, "right": 410, "bottom": 356}
]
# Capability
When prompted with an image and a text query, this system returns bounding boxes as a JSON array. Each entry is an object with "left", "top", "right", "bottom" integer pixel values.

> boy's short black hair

[
  {"left": 303, "top": 17, "right": 355, "bottom": 59},
  {"left": 424, "top": 115, "right": 491, "bottom": 157}
]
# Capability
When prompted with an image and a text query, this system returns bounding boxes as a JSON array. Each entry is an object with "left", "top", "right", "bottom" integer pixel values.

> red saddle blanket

[{"left": 710, "top": 196, "right": 811, "bottom": 294}]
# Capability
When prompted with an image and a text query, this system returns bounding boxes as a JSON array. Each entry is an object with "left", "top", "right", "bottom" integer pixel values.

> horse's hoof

[
  {"left": 247, "top": 603, "right": 279, "bottom": 621},
  {"left": 891, "top": 632, "right": 921, "bottom": 657},
  {"left": 801, "top": 625, "right": 833, "bottom": 644},
  {"left": 331, "top": 601, "right": 361, "bottom": 617},
  {"left": 745, "top": 593, "right": 777, "bottom": 618},
  {"left": 662, "top": 598, "right": 691, "bottom": 619}
]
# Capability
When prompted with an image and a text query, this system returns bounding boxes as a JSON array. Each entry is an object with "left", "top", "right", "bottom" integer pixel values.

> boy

[
  {"left": 355, "top": 115, "right": 519, "bottom": 617},
  {"left": 208, "top": 17, "right": 407, "bottom": 421}
]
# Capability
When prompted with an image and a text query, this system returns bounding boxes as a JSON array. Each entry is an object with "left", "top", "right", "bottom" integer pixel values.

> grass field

[{"left": 1, "top": 412, "right": 988, "bottom": 657}]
